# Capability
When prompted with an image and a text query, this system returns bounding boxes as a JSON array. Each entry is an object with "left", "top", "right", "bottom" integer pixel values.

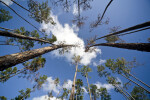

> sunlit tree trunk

[
  {"left": 0, "top": 45, "right": 72, "bottom": 71},
  {"left": 120, "top": 73, "right": 150, "bottom": 93},
  {"left": 128, "top": 72, "right": 150, "bottom": 88},
  {"left": 92, "top": 43, "right": 150, "bottom": 52},
  {"left": 118, "top": 85, "right": 135, "bottom": 100},
  {"left": 69, "top": 63, "right": 78, "bottom": 100},
  {"left": 0, "top": 30, "right": 52, "bottom": 44},
  {"left": 85, "top": 74, "right": 92, "bottom": 100},
  {"left": 115, "top": 85, "right": 130, "bottom": 100}
]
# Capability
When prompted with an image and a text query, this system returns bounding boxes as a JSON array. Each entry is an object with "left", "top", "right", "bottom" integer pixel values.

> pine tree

[{"left": 0, "top": 9, "right": 13, "bottom": 23}]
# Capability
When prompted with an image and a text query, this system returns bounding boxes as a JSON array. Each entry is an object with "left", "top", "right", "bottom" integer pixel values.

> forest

[{"left": 0, "top": 0, "right": 150, "bottom": 100}]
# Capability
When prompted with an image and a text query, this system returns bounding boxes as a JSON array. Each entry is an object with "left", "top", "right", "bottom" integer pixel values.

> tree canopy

[{"left": 0, "top": 0, "right": 150, "bottom": 100}]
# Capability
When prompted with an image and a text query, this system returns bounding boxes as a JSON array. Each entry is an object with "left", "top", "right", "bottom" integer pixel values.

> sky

[{"left": 0, "top": 0, "right": 150, "bottom": 100}]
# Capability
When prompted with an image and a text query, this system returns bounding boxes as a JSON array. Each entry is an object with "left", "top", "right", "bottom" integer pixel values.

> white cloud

[
  {"left": 99, "top": 59, "right": 106, "bottom": 65},
  {"left": 93, "top": 59, "right": 106, "bottom": 66},
  {"left": 116, "top": 77, "right": 122, "bottom": 86},
  {"left": 72, "top": 4, "right": 78, "bottom": 15},
  {"left": 42, "top": 77, "right": 73, "bottom": 94},
  {"left": 1, "top": 0, "right": 13, "bottom": 6},
  {"left": 34, "top": 77, "right": 72, "bottom": 100},
  {"left": 42, "top": 77, "right": 60, "bottom": 94},
  {"left": 32, "top": 95, "right": 62, "bottom": 100},
  {"left": 40, "top": 13, "right": 101, "bottom": 65},
  {"left": 81, "top": 87, "right": 88, "bottom": 93},
  {"left": 62, "top": 80, "right": 73, "bottom": 90},
  {"left": 94, "top": 82, "right": 114, "bottom": 91}
]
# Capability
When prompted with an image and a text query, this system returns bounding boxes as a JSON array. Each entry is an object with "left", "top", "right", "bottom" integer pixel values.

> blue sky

[{"left": 0, "top": 0, "right": 150, "bottom": 100}]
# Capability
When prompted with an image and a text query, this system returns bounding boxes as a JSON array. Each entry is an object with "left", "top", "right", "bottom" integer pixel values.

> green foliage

[
  {"left": 28, "top": 0, "right": 55, "bottom": 24},
  {"left": 0, "top": 96, "right": 7, "bottom": 100},
  {"left": 105, "top": 58, "right": 136, "bottom": 76},
  {"left": 72, "top": 55, "right": 81, "bottom": 64},
  {"left": 89, "top": 84, "right": 111, "bottom": 100},
  {"left": 12, "top": 88, "right": 31, "bottom": 100},
  {"left": 98, "top": 87, "right": 111, "bottom": 100},
  {"left": 74, "top": 79, "right": 84, "bottom": 100},
  {"left": 0, "top": 67, "right": 17, "bottom": 82},
  {"left": 105, "top": 35, "right": 119, "bottom": 43},
  {"left": 54, "top": 77, "right": 60, "bottom": 86},
  {"left": 90, "top": 84, "right": 99, "bottom": 100},
  {"left": 0, "top": 9, "right": 12, "bottom": 23},
  {"left": 106, "top": 76, "right": 122, "bottom": 93},
  {"left": 7, "top": 27, "right": 57, "bottom": 51},
  {"left": 104, "top": 26, "right": 125, "bottom": 43},
  {"left": 97, "top": 65, "right": 110, "bottom": 77},
  {"left": 107, "top": 76, "right": 121, "bottom": 86},
  {"left": 131, "top": 86, "right": 150, "bottom": 100},
  {"left": 80, "top": 66, "right": 92, "bottom": 77},
  {"left": 23, "top": 56, "right": 46, "bottom": 73},
  {"left": 0, "top": 56, "right": 46, "bottom": 83},
  {"left": 34, "top": 75, "right": 47, "bottom": 89},
  {"left": 60, "top": 88, "right": 70, "bottom": 100},
  {"left": 8, "top": 27, "right": 35, "bottom": 51},
  {"left": 47, "top": 35, "right": 57, "bottom": 43}
]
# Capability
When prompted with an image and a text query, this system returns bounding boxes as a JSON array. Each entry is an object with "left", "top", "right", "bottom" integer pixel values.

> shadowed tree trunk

[
  {"left": 0, "top": 45, "right": 73, "bottom": 71},
  {"left": 96, "top": 21, "right": 150, "bottom": 40},
  {"left": 92, "top": 43, "right": 150, "bottom": 52},
  {"left": 69, "top": 63, "right": 78, "bottom": 100},
  {"left": 120, "top": 73, "right": 150, "bottom": 93},
  {"left": 0, "top": 30, "right": 52, "bottom": 44}
]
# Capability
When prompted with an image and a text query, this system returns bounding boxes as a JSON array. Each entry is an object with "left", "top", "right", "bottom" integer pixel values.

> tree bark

[
  {"left": 128, "top": 73, "right": 150, "bottom": 88},
  {"left": 92, "top": 43, "right": 150, "bottom": 52},
  {"left": 120, "top": 73, "right": 150, "bottom": 93},
  {"left": 69, "top": 63, "right": 78, "bottom": 100},
  {"left": 0, "top": 30, "right": 52, "bottom": 44},
  {"left": 85, "top": 74, "right": 92, "bottom": 100},
  {"left": 0, "top": 45, "right": 72, "bottom": 71}
]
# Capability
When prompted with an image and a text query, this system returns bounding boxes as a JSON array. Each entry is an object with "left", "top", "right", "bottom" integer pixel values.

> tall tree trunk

[
  {"left": 76, "top": 92, "right": 77, "bottom": 100},
  {"left": 118, "top": 85, "right": 135, "bottom": 100},
  {"left": 92, "top": 43, "right": 150, "bottom": 52},
  {"left": 0, "top": 45, "right": 72, "bottom": 71},
  {"left": 96, "top": 21, "right": 150, "bottom": 40},
  {"left": 120, "top": 73, "right": 150, "bottom": 93},
  {"left": 115, "top": 85, "right": 130, "bottom": 100},
  {"left": 85, "top": 74, "right": 92, "bottom": 100},
  {"left": 128, "top": 72, "right": 150, "bottom": 88},
  {"left": 69, "top": 63, "right": 78, "bottom": 100},
  {"left": 0, "top": 30, "right": 52, "bottom": 44},
  {"left": 94, "top": 94, "right": 96, "bottom": 100}
]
